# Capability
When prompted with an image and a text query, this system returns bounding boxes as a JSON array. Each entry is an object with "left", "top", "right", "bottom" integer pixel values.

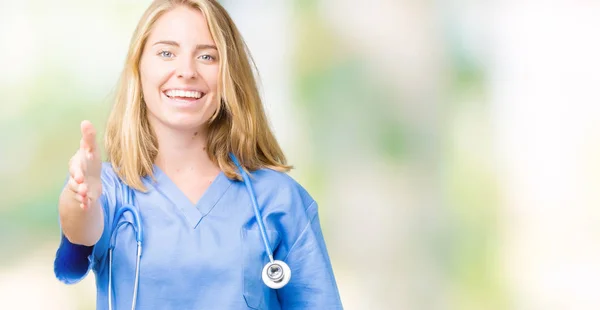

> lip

[
  {"left": 162, "top": 87, "right": 206, "bottom": 92},
  {"left": 161, "top": 91, "right": 206, "bottom": 109}
]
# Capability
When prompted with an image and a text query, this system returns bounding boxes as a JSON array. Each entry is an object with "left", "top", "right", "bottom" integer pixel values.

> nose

[{"left": 176, "top": 57, "right": 198, "bottom": 80}]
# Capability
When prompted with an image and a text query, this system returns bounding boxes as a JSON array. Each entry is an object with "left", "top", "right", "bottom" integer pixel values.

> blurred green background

[{"left": 2, "top": 1, "right": 600, "bottom": 309}]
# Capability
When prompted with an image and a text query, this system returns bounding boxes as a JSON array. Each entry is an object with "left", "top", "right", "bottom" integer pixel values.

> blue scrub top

[{"left": 54, "top": 163, "right": 343, "bottom": 309}]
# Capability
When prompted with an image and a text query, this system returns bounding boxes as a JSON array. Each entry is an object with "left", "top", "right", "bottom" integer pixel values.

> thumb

[{"left": 80, "top": 120, "right": 97, "bottom": 153}]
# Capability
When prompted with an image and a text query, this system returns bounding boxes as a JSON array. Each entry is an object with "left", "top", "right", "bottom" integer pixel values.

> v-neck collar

[{"left": 145, "top": 165, "right": 233, "bottom": 228}]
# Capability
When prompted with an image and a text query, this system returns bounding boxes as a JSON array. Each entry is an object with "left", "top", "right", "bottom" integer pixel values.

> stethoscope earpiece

[{"left": 262, "top": 260, "right": 291, "bottom": 289}]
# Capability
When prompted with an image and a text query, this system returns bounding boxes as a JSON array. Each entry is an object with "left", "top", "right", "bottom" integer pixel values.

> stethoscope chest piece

[{"left": 262, "top": 260, "right": 291, "bottom": 289}]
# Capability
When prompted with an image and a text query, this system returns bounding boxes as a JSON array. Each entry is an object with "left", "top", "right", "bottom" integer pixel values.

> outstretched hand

[{"left": 67, "top": 120, "right": 103, "bottom": 209}]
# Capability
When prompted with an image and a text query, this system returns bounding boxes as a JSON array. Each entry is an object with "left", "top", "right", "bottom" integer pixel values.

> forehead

[{"left": 147, "top": 5, "right": 215, "bottom": 45}]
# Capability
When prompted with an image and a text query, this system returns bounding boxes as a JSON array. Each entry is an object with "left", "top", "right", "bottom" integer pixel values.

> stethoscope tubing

[
  {"left": 107, "top": 154, "right": 289, "bottom": 310},
  {"left": 229, "top": 154, "right": 275, "bottom": 262}
]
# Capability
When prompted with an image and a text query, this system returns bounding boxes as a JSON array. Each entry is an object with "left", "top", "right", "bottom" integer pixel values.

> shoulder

[
  {"left": 100, "top": 162, "right": 119, "bottom": 180},
  {"left": 99, "top": 162, "right": 123, "bottom": 190},
  {"left": 99, "top": 162, "right": 127, "bottom": 206},
  {"left": 247, "top": 168, "right": 316, "bottom": 213}
]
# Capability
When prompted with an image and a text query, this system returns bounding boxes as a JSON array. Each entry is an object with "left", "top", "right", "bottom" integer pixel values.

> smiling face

[{"left": 139, "top": 5, "right": 220, "bottom": 134}]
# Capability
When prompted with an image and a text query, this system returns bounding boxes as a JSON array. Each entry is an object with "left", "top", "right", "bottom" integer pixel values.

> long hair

[{"left": 105, "top": 0, "right": 291, "bottom": 191}]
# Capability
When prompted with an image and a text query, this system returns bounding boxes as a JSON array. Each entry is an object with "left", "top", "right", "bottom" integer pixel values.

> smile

[{"left": 163, "top": 89, "right": 206, "bottom": 100}]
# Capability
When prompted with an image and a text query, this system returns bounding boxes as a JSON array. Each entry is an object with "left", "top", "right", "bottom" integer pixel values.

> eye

[
  {"left": 198, "top": 54, "right": 215, "bottom": 61},
  {"left": 158, "top": 50, "right": 174, "bottom": 58}
]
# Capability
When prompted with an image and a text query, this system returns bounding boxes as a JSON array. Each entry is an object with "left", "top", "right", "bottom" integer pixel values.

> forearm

[{"left": 58, "top": 188, "right": 104, "bottom": 246}]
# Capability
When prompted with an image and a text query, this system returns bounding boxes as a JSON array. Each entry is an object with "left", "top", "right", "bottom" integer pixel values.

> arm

[
  {"left": 276, "top": 202, "right": 344, "bottom": 309},
  {"left": 59, "top": 190, "right": 103, "bottom": 246},
  {"left": 54, "top": 121, "right": 109, "bottom": 284},
  {"left": 59, "top": 120, "right": 103, "bottom": 246}
]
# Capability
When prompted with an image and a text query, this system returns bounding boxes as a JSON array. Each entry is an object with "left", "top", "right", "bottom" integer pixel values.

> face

[{"left": 139, "top": 5, "right": 220, "bottom": 134}]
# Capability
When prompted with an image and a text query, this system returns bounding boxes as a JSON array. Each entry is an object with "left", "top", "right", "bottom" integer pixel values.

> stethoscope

[{"left": 107, "top": 153, "right": 291, "bottom": 310}]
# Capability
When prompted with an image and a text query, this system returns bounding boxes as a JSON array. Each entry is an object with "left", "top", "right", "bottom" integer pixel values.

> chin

[
  {"left": 162, "top": 113, "right": 210, "bottom": 132},
  {"left": 147, "top": 103, "right": 215, "bottom": 134}
]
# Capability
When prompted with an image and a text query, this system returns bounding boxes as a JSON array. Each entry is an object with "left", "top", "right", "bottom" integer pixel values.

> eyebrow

[{"left": 152, "top": 40, "right": 217, "bottom": 50}]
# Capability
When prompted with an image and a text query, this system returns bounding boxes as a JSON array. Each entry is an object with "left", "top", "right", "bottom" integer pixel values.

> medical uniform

[{"left": 54, "top": 163, "right": 343, "bottom": 309}]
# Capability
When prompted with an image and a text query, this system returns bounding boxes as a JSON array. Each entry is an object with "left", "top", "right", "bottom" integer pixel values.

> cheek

[
  {"left": 203, "top": 92, "right": 219, "bottom": 117},
  {"left": 199, "top": 66, "right": 220, "bottom": 107},
  {"left": 140, "top": 58, "right": 170, "bottom": 96},
  {"left": 203, "top": 65, "right": 220, "bottom": 91}
]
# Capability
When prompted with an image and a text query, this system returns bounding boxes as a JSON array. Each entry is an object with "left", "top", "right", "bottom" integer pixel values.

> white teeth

[{"left": 165, "top": 90, "right": 203, "bottom": 99}]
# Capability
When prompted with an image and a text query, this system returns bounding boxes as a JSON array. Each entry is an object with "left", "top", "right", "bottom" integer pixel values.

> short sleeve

[
  {"left": 249, "top": 169, "right": 343, "bottom": 308},
  {"left": 53, "top": 163, "right": 119, "bottom": 284},
  {"left": 275, "top": 201, "right": 344, "bottom": 309}
]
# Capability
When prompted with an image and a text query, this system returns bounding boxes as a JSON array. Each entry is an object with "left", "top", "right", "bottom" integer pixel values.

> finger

[
  {"left": 79, "top": 137, "right": 93, "bottom": 161},
  {"left": 69, "top": 153, "right": 80, "bottom": 176},
  {"left": 80, "top": 197, "right": 92, "bottom": 210},
  {"left": 70, "top": 157, "right": 85, "bottom": 183},
  {"left": 80, "top": 120, "right": 97, "bottom": 153},
  {"left": 80, "top": 138, "right": 94, "bottom": 162},
  {"left": 74, "top": 193, "right": 86, "bottom": 203},
  {"left": 75, "top": 146, "right": 89, "bottom": 176},
  {"left": 78, "top": 182, "right": 88, "bottom": 197},
  {"left": 70, "top": 165, "right": 84, "bottom": 183},
  {"left": 67, "top": 177, "right": 80, "bottom": 193}
]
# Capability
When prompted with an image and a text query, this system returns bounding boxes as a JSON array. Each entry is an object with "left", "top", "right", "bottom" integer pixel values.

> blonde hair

[{"left": 105, "top": 0, "right": 291, "bottom": 191}]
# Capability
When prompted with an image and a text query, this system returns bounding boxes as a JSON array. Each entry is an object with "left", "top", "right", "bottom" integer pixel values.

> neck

[{"left": 152, "top": 123, "right": 218, "bottom": 176}]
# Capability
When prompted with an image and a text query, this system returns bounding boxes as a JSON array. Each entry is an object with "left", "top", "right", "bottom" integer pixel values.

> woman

[{"left": 53, "top": 0, "right": 343, "bottom": 309}]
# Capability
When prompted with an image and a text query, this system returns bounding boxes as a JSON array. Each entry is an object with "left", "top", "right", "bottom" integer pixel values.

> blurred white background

[{"left": 1, "top": 0, "right": 599, "bottom": 309}]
